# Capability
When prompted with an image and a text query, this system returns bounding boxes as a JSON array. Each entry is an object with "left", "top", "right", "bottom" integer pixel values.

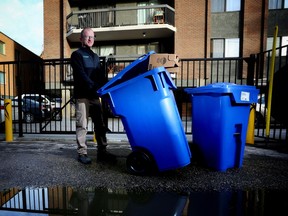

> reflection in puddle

[{"left": 0, "top": 187, "right": 287, "bottom": 215}]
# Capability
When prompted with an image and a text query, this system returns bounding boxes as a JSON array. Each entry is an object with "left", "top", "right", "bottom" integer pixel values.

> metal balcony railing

[{"left": 66, "top": 4, "right": 175, "bottom": 32}]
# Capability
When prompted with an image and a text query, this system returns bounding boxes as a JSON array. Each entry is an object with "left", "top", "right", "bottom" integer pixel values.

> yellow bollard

[
  {"left": 93, "top": 132, "right": 96, "bottom": 143},
  {"left": 4, "top": 99, "right": 13, "bottom": 142},
  {"left": 265, "top": 25, "right": 278, "bottom": 140},
  {"left": 246, "top": 104, "right": 256, "bottom": 145}
]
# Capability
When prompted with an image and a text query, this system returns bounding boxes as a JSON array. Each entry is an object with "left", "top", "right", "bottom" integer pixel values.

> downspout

[
  {"left": 259, "top": 0, "right": 266, "bottom": 78},
  {"left": 204, "top": 0, "right": 208, "bottom": 80},
  {"left": 60, "top": 0, "right": 64, "bottom": 59},
  {"left": 238, "top": 0, "right": 245, "bottom": 80},
  {"left": 260, "top": 0, "right": 266, "bottom": 53},
  {"left": 204, "top": 0, "right": 208, "bottom": 59},
  {"left": 239, "top": 0, "right": 244, "bottom": 58}
]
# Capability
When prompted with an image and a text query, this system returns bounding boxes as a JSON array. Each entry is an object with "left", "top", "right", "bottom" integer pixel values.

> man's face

[{"left": 81, "top": 29, "right": 95, "bottom": 48}]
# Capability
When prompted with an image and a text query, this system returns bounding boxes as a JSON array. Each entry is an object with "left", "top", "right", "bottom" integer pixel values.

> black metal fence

[{"left": 0, "top": 47, "right": 287, "bottom": 143}]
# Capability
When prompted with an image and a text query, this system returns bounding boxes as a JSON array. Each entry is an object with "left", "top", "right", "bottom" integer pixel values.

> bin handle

[
  {"left": 144, "top": 71, "right": 177, "bottom": 92},
  {"left": 160, "top": 71, "right": 177, "bottom": 90},
  {"left": 145, "top": 75, "right": 159, "bottom": 91}
]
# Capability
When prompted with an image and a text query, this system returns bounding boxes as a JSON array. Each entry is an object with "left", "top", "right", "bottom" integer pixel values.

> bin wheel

[{"left": 126, "top": 150, "right": 156, "bottom": 176}]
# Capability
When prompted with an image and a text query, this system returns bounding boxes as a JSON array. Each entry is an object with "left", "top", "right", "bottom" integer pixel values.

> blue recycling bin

[
  {"left": 185, "top": 83, "right": 259, "bottom": 171},
  {"left": 98, "top": 52, "right": 191, "bottom": 175}
]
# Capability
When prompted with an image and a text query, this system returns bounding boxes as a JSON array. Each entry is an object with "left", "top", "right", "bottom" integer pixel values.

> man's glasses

[{"left": 83, "top": 36, "right": 96, "bottom": 40}]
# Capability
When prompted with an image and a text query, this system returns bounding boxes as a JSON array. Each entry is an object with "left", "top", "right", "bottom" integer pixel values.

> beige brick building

[{"left": 0, "top": 32, "right": 42, "bottom": 98}]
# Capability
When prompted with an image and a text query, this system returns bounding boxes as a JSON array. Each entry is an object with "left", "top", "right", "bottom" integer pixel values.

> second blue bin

[
  {"left": 98, "top": 52, "right": 191, "bottom": 175},
  {"left": 185, "top": 83, "right": 259, "bottom": 171}
]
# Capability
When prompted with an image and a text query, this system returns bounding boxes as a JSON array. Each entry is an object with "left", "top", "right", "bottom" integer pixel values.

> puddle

[{"left": 0, "top": 187, "right": 287, "bottom": 215}]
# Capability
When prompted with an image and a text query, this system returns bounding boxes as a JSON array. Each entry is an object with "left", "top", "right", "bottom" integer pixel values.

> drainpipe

[
  {"left": 60, "top": 0, "right": 64, "bottom": 59},
  {"left": 204, "top": 0, "right": 208, "bottom": 58}
]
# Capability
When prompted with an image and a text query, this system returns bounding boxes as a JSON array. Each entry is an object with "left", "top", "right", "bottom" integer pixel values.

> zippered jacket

[{"left": 71, "top": 47, "right": 104, "bottom": 99}]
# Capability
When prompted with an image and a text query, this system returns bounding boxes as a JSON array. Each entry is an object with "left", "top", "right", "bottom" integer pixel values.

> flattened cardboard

[
  {"left": 148, "top": 54, "right": 179, "bottom": 71},
  {"left": 166, "top": 67, "right": 179, "bottom": 73}
]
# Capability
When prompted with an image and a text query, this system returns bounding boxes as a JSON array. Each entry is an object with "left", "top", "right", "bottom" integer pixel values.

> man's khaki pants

[{"left": 76, "top": 98, "right": 107, "bottom": 155}]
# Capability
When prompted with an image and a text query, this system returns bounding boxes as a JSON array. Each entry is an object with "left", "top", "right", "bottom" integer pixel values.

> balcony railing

[{"left": 66, "top": 4, "right": 175, "bottom": 32}]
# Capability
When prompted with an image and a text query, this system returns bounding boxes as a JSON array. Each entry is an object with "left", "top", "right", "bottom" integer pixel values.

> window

[
  {"left": 95, "top": 43, "right": 159, "bottom": 58},
  {"left": 0, "top": 41, "right": 5, "bottom": 55},
  {"left": 267, "top": 37, "right": 280, "bottom": 56},
  {"left": 211, "top": 38, "right": 240, "bottom": 57},
  {"left": 225, "top": 38, "right": 240, "bottom": 57},
  {"left": 269, "top": 0, "right": 288, "bottom": 9},
  {"left": 226, "top": 0, "right": 241, "bottom": 11},
  {"left": 281, "top": 36, "right": 288, "bottom": 56},
  {"left": 100, "top": 46, "right": 114, "bottom": 56},
  {"left": 212, "top": 39, "right": 224, "bottom": 57},
  {"left": 92, "top": 46, "right": 114, "bottom": 57},
  {"left": 137, "top": 2, "right": 156, "bottom": 24},
  {"left": 138, "top": 3, "right": 148, "bottom": 24},
  {"left": 0, "top": 72, "right": 5, "bottom": 84},
  {"left": 211, "top": 0, "right": 241, "bottom": 12},
  {"left": 137, "top": 45, "right": 146, "bottom": 55},
  {"left": 267, "top": 36, "right": 288, "bottom": 56}
]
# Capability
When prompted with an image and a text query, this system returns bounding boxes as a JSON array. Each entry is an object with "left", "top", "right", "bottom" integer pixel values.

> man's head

[{"left": 80, "top": 27, "right": 95, "bottom": 48}]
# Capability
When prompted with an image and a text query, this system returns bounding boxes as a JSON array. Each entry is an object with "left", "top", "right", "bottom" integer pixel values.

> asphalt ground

[{"left": 0, "top": 133, "right": 288, "bottom": 193}]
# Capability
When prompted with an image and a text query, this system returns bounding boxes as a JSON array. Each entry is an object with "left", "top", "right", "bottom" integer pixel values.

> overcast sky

[{"left": 0, "top": 0, "right": 43, "bottom": 56}]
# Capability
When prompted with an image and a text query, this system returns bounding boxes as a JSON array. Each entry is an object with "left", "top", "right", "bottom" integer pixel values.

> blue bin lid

[
  {"left": 98, "top": 51, "right": 155, "bottom": 95},
  {"left": 185, "top": 82, "right": 259, "bottom": 104}
]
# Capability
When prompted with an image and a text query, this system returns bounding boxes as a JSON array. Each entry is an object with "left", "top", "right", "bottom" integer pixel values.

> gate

[{"left": 0, "top": 48, "right": 287, "bottom": 143}]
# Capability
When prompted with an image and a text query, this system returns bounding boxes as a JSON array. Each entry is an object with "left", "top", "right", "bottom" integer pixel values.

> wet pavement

[{"left": 0, "top": 133, "right": 287, "bottom": 193}]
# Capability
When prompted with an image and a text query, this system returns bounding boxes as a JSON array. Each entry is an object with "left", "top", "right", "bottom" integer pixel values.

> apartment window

[
  {"left": 267, "top": 36, "right": 288, "bottom": 56},
  {"left": 211, "top": 38, "right": 240, "bottom": 57},
  {"left": 281, "top": 36, "right": 288, "bottom": 56},
  {"left": 91, "top": 46, "right": 114, "bottom": 57},
  {"left": 0, "top": 72, "right": 5, "bottom": 84},
  {"left": 212, "top": 39, "right": 224, "bottom": 57},
  {"left": 100, "top": 46, "right": 114, "bottom": 56},
  {"left": 211, "top": 0, "right": 241, "bottom": 12},
  {"left": 138, "top": 3, "right": 148, "bottom": 24},
  {"left": 137, "top": 2, "right": 156, "bottom": 24},
  {"left": 95, "top": 43, "right": 159, "bottom": 58},
  {"left": 269, "top": 0, "right": 288, "bottom": 9},
  {"left": 137, "top": 45, "right": 146, "bottom": 55},
  {"left": 0, "top": 41, "right": 5, "bottom": 55},
  {"left": 225, "top": 38, "right": 240, "bottom": 57}
]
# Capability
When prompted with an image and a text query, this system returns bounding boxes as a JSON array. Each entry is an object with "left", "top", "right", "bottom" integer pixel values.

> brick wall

[
  {"left": 43, "top": 0, "right": 72, "bottom": 59},
  {"left": 175, "top": 0, "right": 210, "bottom": 58},
  {"left": 0, "top": 33, "right": 15, "bottom": 61},
  {"left": 43, "top": 0, "right": 61, "bottom": 59},
  {"left": 243, "top": 0, "right": 268, "bottom": 57}
]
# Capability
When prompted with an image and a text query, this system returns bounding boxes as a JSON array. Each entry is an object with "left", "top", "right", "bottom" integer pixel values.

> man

[{"left": 71, "top": 27, "right": 116, "bottom": 164}]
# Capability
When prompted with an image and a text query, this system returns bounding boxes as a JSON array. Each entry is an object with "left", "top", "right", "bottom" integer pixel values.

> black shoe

[
  {"left": 97, "top": 150, "right": 117, "bottom": 163},
  {"left": 78, "top": 155, "right": 92, "bottom": 164}
]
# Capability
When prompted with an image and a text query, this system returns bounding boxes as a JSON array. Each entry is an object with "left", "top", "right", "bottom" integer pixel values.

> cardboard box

[
  {"left": 166, "top": 67, "right": 179, "bottom": 73},
  {"left": 148, "top": 54, "right": 179, "bottom": 73}
]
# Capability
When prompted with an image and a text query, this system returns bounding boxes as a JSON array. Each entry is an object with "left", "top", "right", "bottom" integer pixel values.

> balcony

[{"left": 66, "top": 4, "right": 176, "bottom": 42}]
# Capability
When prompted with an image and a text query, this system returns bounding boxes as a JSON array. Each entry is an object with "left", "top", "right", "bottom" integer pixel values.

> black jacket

[{"left": 71, "top": 47, "right": 104, "bottom": 99}]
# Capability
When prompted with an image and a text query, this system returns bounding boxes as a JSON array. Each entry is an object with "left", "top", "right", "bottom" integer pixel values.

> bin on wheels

[
  {"left": 185, "top": 83, "right": 259, "bottom": 171},
  {"left": 98, "top": 52, "right": 191, "bottom": 175}
]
